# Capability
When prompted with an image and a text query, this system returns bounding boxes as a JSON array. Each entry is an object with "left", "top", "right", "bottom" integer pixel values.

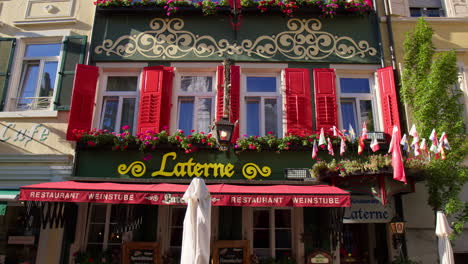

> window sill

[
  {"left": 0, "top": 110, "right": 58, "bottom": 118},
  {"left": 13, "top": 18, "right": 77, "bottom": 27},
  {"left": 383, "top": 16, "right": 468, "bottom": 23}
]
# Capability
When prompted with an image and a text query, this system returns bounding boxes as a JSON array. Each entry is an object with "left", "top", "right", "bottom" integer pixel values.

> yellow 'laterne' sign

[{"left": 117, "top": 152, "right": 272, "bottom": 180}]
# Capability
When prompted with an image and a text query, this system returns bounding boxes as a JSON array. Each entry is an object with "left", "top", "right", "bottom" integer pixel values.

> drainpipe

[
  {"left": 372, "top": 0, "right": 385, "bottom": 68},
  {"left": 383, "top": 0, "right": 397, "bottom": 69}
]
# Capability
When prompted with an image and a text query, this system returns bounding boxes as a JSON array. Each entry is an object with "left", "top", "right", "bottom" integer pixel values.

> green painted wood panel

[{"left": 91, "top": 14, "right": 380, "bottom": 64}]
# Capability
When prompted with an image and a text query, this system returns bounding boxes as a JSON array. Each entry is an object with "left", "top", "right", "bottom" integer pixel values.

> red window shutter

[
  {"left": 285, "top": 68, "right": 313, "bottom": 136},
  {"left": 216, "top": 65, "right": 225, "bottom": 121},
  {"left": 230, "top": 65, "right": 240, "bottom": 142},
  {"left": 377, "top": 66, "right": 401, "bottom": 140},
  {"left": 314, "top": 68, "right": 338, "bottom": 133},
  {"left": 160, "top": 67, "right": 174, "bottom": 131},
  {"left": 137, "top": 66, "right": 173, "bottom": 134},
  {"left": 66, "top": 64, "right": 99, "bottom": 141}
]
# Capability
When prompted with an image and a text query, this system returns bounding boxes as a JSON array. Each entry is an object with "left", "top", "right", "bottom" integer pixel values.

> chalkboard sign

[
  {"left": 123, "top": 242, "right": 160, "bottom": 264},
  {"left": 307, "top": 250, "right": 332, "bottom": 264},
  {"left": 213, "top": 240, "right": 249, "bottom": 264}
]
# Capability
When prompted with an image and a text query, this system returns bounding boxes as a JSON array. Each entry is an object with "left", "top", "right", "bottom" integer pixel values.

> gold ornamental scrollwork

[
  {"left": 117, "top": 161, "right": 147, "bottom": 177},
  {"left": 242, "top": 163, "right": 272, "bottom": 180},
  {"left": 95, "top": 18, "right": 377, "bottom": 60}
]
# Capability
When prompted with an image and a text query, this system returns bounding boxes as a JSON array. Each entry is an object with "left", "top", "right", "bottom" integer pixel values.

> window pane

[
  {"left": 88, "top": 224, "right": 105, "bottom": 243},
  {"left": 180, "top": 76, "right": 212, "bottom": 92},
  {"left": 340, "top": 78, "right": 370, "bottom": 93},
  {"left": 195, "top": 98, "right": 212, "bottom": 133},
  {"left": 275, "top": 210, "right": 291, "bottom": 228},
  {"left": 246, "top": 99, "right": 260, "bottom": 136},
  {"left": 91, "top": 205, "right": 107, "bottom": 223},
  {"left": 39, "top": 62, "right": 58, "bottom": 97},
  {"left": 101, "top": 96, "right": 119, "bottom": 132},
  {"left": 264, "top": 99, "right": 278, "bottom": 136},
  {"left": 247, "top": 77, "right": 276, "bottom": 92},
  {"left": 275, "top": 230, "right": 292, "bottom": 248},
  {"left": 121, "top": 98, "right": 136, "bottom": 132},
  {"left": 253, "top": 230, "right": 270, "bottom": 248},
  {"left": 108, "top": 227, "right": 122, "bottom": 244},
  {"left": 178, "top": 98, "right": 194, "bottom": 133},
  {"left": 25, "top": 43, "right": 61, "bottom": 57},
  {"left": 360, "top": 100, "right": 375, "bottom": 131},
  {"left": 107, "top": 77, "right": 138, "bottom": 92},
  {"left": 170, "top": 208, "right": 186, "bottom": 248},
  {"left": 172, "top": 208, "right": 186, "bottom": 227},
  {"left": 341, "top": 101, "right": 357, "bottom": 133},
  {"left": 253, "top": 210, "right": 270, "bottom": 228},
  {"left": 19, "top": 62, "right": 40, "bottom": 99}
]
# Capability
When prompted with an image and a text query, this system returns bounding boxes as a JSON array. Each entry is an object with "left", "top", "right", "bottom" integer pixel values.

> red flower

[{"left": 87, "top": 141, "right": 96, "bottom": 147}]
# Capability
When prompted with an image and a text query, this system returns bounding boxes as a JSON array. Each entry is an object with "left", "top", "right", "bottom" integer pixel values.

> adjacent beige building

[
  {"left": 0, "top": 1, "right": 95, "bottom": 263},
  {"left": 379, "top": 0, "right": 468, "bottom": 263}
]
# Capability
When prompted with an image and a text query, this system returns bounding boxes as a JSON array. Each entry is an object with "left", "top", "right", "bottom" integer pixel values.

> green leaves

[{"left": 401, "top": 17, "right": 467, "bottom": 239}]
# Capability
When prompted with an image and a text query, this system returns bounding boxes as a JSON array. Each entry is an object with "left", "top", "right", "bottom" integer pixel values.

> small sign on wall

[
  {"left": 7, "top": 236, "right": 35, "bottom": 245},
  {"left": 343, "top": 196, "right": 394, "bottom": 223},
  {"left": 122, "top": 242, "right": 160, "bottom": 264},
  {"left": 213, "top": 240, "right": 250, "bottom": 264}
]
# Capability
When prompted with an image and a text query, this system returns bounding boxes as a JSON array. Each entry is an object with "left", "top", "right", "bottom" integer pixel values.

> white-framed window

[
  {"left": 13, "top": 41, "right": 62, "bottom": 111},
  {"left": 86, "top": 204, "right": 123, "bottom": 252},
  {"left": 173, "top": 71, "right": 216, "bottom": 134},
  {"left": 95, "top": 72, "right": 139, "bottom": 134},
  {"left": 409, "top": 0, "right": 444, "bottom": 17},
  {"left": 168, "top": 206, "right": 185, "bottom": 260},
  {"left": 337, "top": 73, "right": 380, "bottom": 135},
  {"left": 241, "top": 72, "right": 282, "bottom": 137},
  {"left": 252, "top": 208, "right": 293, "bottom": 260}
]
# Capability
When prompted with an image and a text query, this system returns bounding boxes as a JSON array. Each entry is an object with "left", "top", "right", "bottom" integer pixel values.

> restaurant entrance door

[{"left": 340, "top": 223, "right": 389, "bottom": 264}]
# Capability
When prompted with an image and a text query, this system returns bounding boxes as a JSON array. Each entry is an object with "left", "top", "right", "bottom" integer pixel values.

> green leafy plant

[{"left": 400, "top": 18, "right": 467, "bottom": 236}]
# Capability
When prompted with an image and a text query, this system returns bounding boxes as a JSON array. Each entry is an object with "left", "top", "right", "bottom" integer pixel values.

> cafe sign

[{"left": 117, "top": 152, "right": 272, "bottom": 180}]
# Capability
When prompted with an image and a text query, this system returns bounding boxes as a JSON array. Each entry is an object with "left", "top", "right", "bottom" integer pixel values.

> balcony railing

[
  {"left": 11, "top": 97, "right": 53, "bottom": 111},
  {"left": 410, "top": 7, "right": 445, "bottom": 17}
]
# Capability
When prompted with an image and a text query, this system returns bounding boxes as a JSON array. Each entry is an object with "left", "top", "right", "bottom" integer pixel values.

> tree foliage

[{"left": 401, "top": 18, "right": 467, "bottom": 236}]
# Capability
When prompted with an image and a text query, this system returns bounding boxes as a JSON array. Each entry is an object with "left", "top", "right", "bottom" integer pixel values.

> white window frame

[
  {"left": 249, "top": 207, "right": 294, "bottom": 260},
  {"left": 85, "top": 204, "right": 125, "bottom": 252},
  {"left": 168, "top": 206, "right": 186, "bottom": 251},
  {"left": 94, "top": 72, "right": 140, "bottom": 134},
  {"left": 170, "top": 64, "right": 218, "bottom": 134},
  {"left": 6, "top": 37, "right": 63, "bottom": 112},
  {"left": 334, "top": 68, "right": 382, "bottom": 134},
  {"left": 240, "top": 70, "right": 283, "bottom": 137},
  {"left": 93, "top": 63, "right": 147, "bottom": 134}
]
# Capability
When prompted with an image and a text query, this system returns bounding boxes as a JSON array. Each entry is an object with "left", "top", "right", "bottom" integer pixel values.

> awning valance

[
  {"left": 20, "top": 181, "right": 350, "bottom": 207},
  {"left": 0, "top": 190, "right": 19, "bottom": 200}
]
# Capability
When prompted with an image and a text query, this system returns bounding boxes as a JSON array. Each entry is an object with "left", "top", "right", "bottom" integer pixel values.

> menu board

[
  {"left": 213, "top": 240, "right": 249, "bottom": 264},
  {"left": 123, "top": 242, "right": 160, "bottom": 264}
]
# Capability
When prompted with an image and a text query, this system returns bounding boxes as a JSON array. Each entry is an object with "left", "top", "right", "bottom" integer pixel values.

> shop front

[{"left": 19, "top": 149, "right": 355, "bottom": 264}]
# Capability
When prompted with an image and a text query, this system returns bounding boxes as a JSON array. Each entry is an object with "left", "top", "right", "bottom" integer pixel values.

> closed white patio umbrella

[
  {"left": 180, "top": 178, "right": 211, "bottom": 264},
  {"left": 435, "top": 211, "right": 455, "bottom": 264}
]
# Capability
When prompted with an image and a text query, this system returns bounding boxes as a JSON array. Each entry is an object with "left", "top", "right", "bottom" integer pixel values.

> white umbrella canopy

[
  {"left": 180, "top": 178, "right": 212, "bottom": 264},
  {"left": 435, "top": 211, "right": 455, "bottom": 264}
]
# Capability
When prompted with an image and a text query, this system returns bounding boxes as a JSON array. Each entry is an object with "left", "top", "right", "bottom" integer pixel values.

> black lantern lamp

[
  {"left": 215, "top": 117, "right": 235, "bottom": 151},
  {"left": 390, "top": 216, "right": 406, "bottom": 250}
]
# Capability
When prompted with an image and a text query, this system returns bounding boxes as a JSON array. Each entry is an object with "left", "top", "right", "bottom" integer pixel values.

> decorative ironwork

[
  {"left": 12, "top": 96, "right": 52, "bottom": 111},
  {"left": 95, "top": 18, "right": 377, "bottom": 60},
  {"left": 113, "top": 204, "right": 143, "bottom": 234}
]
